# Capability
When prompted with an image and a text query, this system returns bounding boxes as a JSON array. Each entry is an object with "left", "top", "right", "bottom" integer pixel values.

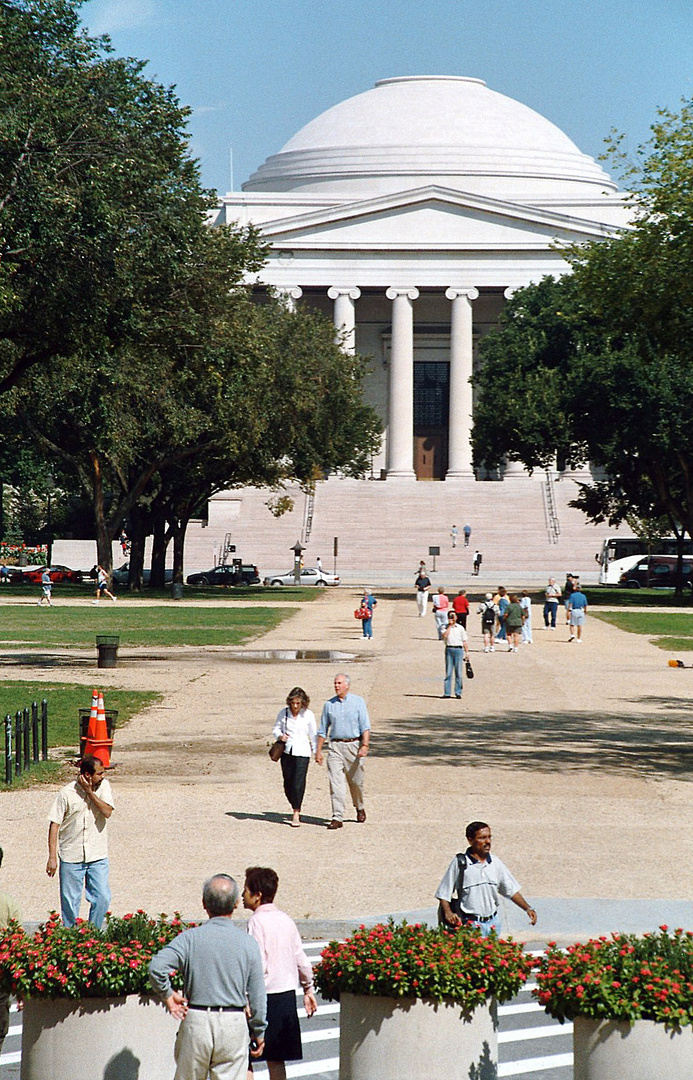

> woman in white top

[{"left": 273, "top": 687, "right": 317, "bottom": 827}]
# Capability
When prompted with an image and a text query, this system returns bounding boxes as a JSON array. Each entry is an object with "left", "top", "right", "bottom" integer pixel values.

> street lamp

[{"left": 291, "top": 540, "right": 305, "bottom": 585}]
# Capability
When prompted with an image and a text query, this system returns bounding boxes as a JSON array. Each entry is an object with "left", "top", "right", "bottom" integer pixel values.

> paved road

[{"left": 0, "top": 944, "right": 573, "bottom": 1080}]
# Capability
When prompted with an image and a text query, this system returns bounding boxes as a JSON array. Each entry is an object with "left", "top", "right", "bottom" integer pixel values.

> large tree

[{"left": 472, "top": 96, "right": 693, "bottom": 544}]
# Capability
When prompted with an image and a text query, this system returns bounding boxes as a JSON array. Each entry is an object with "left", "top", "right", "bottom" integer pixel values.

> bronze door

[{"left": 414, "top": 362, "right": 449, "bottom": 480}]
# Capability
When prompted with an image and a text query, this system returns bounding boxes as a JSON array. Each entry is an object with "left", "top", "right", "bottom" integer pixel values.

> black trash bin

[
  {"left": 79, "top": 708, "right": 119, "bottom": 758},
  {"left": 171, "top": 582, "right": 183, "bottom": 600},
  {"left": 96, "top": 634, "right": 120, "bottom": 669}
]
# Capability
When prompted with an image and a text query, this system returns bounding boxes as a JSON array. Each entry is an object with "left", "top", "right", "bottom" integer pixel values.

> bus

[{"left": 596, "top": 535, "right": 693, "bottom": 585}]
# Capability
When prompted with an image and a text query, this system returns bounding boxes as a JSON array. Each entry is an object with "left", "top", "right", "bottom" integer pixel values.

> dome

[{"left": 243, "top": 76, "right": 616, "bottom": 200}]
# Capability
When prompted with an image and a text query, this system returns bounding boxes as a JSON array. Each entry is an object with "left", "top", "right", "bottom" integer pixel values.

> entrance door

[{"left": 414, "top": 361, "right": 449, "bottom": 480}]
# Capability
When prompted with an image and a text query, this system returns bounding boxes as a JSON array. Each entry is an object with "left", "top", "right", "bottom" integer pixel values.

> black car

[
  {"left": 619, "top": 555, "right": 693, "bottom": 589},
  {"left": 186, "top": 563, "right": 261, "bottom": 587}
]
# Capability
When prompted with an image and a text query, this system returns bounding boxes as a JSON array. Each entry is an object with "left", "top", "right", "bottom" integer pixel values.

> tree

[{"left": 472, "top": 95, "right": 693, "bottom": 554}]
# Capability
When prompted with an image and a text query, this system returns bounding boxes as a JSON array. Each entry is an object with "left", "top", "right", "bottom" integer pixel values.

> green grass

[
  {"left": 0, "top": 582, "right": 322, "bottom": 602},
  {"left": 592, "top": 610, "right": 693, "bottom": 650},
  {"left": 0, "top": 605, "right": 294, "bottom": 648},
  {"left": 585, "top": 587, "right": 693, "bottom": 607},
  {"left": 0, "top": 681, "right": 162, "bottom": 747}
]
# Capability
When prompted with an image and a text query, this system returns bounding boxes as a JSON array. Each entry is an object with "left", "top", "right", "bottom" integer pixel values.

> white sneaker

[
  {"left": 112, "top": 596, "right": 117, "bottom": 603},
  {"left": 568, "top": 634, "right": 575, "bottom": 642},
  {"left": 484, "top": 646, "right": 489, "bottom": 653},
  {"left": 489, "top": 646, "right": 495, "bottom": 652},
  {"left": 576, "top": 638, "right": 583, "bottom": 644},
  {"left": 513, "top": 646, "right": 518, "bottom": 652},
  {"left": 92, "top": 600, "right": 99, "bottom": 605}
]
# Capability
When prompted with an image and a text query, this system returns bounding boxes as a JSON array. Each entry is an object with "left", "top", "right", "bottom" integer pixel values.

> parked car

[
  {"left": 186, "top": 563, "right": 261, "bottom": 587},
  {"left": 266, "top": 566, "right": 340, "bottom": 587},
  {"left": 112, "top": 563, "right": 174, "bottom": 585},
  {"left": 619, "top": 555, "right": 693, "bottom": 589},
  {"left": 13, "top": 564, "right": 84, "bottom": 584}
]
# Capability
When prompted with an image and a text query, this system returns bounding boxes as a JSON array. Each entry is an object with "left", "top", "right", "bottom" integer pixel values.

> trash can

[
  {"left": 96, "top": 634, "right": 120, "bottom": 669},
  {"left": 79, "top": 708, "right": 118, "bottom": 758},
  {"left": 171, "top": 582, "right": 183, "bottom": 600}
]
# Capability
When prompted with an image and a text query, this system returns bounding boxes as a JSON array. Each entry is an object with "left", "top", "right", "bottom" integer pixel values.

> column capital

[
  {"left": 328, "top": 286, "right": 361, "bottom": 301},
  {"left": 503, "top": 287, "right": 517, "bottom": 301},
  {"left": 386, "top": 287, "right": 419, "bottom": 301},
  {"left": 276, "top": 286, "right": 303, "bottom": 300},
  {"left": 445, "top": 287, "right": 479, "bottom": 302}
]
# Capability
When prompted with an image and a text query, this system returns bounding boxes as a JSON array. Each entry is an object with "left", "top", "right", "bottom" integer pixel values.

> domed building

[{"left": 202, "top": 77, "right": 632, "bottom": 577}]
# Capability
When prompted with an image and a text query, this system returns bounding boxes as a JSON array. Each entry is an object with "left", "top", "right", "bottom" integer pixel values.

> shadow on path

[{"left": 225, "top": 810, "right": 329, "bottom": 827}]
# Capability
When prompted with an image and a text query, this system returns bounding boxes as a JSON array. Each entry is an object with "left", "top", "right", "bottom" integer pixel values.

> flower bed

[
  {"left": 315, "top": 919, "right": 532, "bottom": 1007},
  {"left": 0, "top": 910, "right": 186, "bottom": 999},
  {"left": 535, "top": 926, "right": 693, "bottom": 1031}
]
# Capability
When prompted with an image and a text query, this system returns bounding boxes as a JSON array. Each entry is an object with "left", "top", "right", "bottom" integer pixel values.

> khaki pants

[
  {"left": 174, "top": 1009, "right": 249, "bottom": 1080},
  {"left": 327, "top": 740, "right": 365, "bottom": 821}
]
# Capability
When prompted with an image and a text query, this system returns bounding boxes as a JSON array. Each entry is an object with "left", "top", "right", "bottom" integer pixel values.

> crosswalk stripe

[
  {"left": 498, "top": 1001, "right": 542, "bottom": 1016},
  {"left": 499, "top": 1022, "right": 572, "bottom": 1043},
  {"left": 301, "top": 1027, "right": 339, "bottom": 1044},
  {"left": 498, "top": 1052, "right": 573, "bottom": 1076},
  {"left": 285, "top": 1057, "right": 339, "bottom": 1078},
  {"left": 0, "top": 1052, "right": 20, "bottom": 1067},
  {"left": 298, "top": 1003, "right": 339, "bottom": 1018}
]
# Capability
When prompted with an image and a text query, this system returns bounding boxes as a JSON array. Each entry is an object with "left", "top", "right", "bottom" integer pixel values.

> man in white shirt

[
  {"left": 46, "top": 754, "right": 114, "bottom": 928},
  {"left": 441, "top": 610, "right": 470, "bottom": 698},
  {"left": 436, "top": 821, "right": 537, "bottom": 936}
]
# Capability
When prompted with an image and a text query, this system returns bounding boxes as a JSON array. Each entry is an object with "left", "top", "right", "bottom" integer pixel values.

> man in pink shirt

[{"left": 244, "top": 867, "right": 317, "bottom": 1080}]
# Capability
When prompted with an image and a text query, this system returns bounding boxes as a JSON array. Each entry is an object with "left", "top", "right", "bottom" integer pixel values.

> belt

[
  {"left": 462, "top": 911, "right": 497, "bottom": 923},
  {"left": 331, "top": 737, "right": 359, "bottom": 742},
  {"left": 445, "top": 645, "right": 463, "bottom": 649},
  {"left": 187, "top": 1004, "right": 245, "bottom": 1012}
]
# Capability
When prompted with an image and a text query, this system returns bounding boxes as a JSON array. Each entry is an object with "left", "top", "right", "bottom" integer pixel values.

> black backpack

[
  {"left": 437, "top": 852, "right": 468, "bottom": 928},
  {"left": 481, "top": 602, "right": 496, "bottom": 628}
]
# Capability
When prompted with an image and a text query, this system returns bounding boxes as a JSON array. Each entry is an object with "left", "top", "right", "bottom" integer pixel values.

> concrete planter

[
  {"left": 21, "top": 994, "right": 178, "bottom": 1080},
  {"left": 339, "top": 992, "right": 497, "bottom": 1080},
  {"left": 574, "top": 1016, "right": 693, "bottom": 1080}
]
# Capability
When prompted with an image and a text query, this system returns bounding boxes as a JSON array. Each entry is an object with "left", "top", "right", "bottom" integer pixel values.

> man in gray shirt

[
  {"left": 316, "top": 672, "right": 370, "bottom": 830},
  {"left": 149, "top": 874, "right": 266, "bottom": 1080}
]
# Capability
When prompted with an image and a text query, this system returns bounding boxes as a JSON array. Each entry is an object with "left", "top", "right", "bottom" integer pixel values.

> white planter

[
  {"left": 339, "top": 992, "right": 497, "bottom": 1080},
  {"left": 574, "top": 1015, "right": 693, "bottom": 1080},
  {"left": 21, "top": 994, "right": 178, "bottom": 1080}
]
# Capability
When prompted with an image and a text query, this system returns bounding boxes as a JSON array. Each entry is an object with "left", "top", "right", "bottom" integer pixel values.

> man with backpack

[
  {"left": 478, "top": 593, "right": 497, "bottom": 652},
  {"left": 435, "top": 821, "right": 537, "bottom": 936}
]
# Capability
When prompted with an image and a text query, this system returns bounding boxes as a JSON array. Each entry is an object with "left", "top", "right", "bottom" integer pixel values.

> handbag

[
  {"left": 465, "top": 659, "right": 475, "bottom": 679},
  {"left": 354, "top": 605, "right": 370, "bottom": 620},
  {"left": 268, "top": 707, "right": 288, "bottom": 761}
]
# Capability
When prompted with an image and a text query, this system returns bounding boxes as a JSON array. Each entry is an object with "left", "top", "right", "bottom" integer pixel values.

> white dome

[{"left": 244, "top": 76, "right": 616, "bottom": 200}]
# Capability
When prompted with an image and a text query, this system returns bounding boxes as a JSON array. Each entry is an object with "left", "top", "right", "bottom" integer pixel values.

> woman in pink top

[{"left": 244, "top": 866, "right": 317, "bottom": 1080}]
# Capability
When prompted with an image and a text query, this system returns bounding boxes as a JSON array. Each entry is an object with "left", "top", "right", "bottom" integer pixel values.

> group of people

[
  {"left": 271, "top": 675, "right": 370, "bottom": 830},
  {"left": 450, "top": 523, "right": 472, "bottom": 548},
  {"left": 544, "top": 574, "right": 588, "bottom": 641},
  {"left": 476, "top": 588, "right": 533, "bottom": 653}
]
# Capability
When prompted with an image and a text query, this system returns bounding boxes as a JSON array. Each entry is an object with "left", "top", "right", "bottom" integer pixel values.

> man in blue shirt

[
  {"left": 316, "top": 673, "right": 370, "bottom": 830},
  {"left": 567, "top": 583, "right": 588, "bottom": 643}
]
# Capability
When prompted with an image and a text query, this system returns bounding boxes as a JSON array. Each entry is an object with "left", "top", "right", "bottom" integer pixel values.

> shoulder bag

[{"left": 269, "top": 708, "right": 288, "bottom": 762}]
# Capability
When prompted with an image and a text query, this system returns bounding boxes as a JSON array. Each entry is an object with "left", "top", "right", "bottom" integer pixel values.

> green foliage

[
  {"left": 536, "top": 928, "right": 693, "bottom": 1031},
  {"left": 0, "top": 911, "right": 188, "bottom": 998},
  {"left": 315, "top": 920, "right": 532, "bottom": 1008}
]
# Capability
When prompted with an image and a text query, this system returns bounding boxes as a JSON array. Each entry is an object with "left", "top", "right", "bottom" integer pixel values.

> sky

[{"left": 80, "top": 0, "right": 693, "bottom": 195}]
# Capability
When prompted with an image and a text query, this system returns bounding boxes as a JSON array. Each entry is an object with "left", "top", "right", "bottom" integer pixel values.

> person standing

[
  {"left": 149, "top": 874, "right": 266, "bottom": 1080},
  {"left": 432, "top": 586, "right": 449, "bottom": 639},
  {"left": 38, "top": 568, "right": 52, "bottom": 606},
  {"left": 46, "top": 754, "right": 114, "bottom": 928},
  {"left": 273, "top": 688, "right": 316, "bottom": 828},
  {"left": 478, "top": 593, "right": 497, "bottom": 652},
  {"left": 414, "top": 568, "right": 431, "bottom": 617},
  {"left": 93, "top": 565, "right": 116, "bottom": 604},
  {"left": 450, "top": 525, "right": 459, "bottom": 549},
  {"left": 0, "top": 848, "right": 20, "bottom": 1057},
  {"left": 473, "top": 550, "right": 482, "bottom": 576},
  {"left": 504, "top": 594, "right": 523, "bottom": 652},
  {"left": 360, "top": 588, "right": 377, "bottom": 640},
  {"left": 563, "top": 573, "right": 576, "bottom": 625},
  {"left": 567, "top": 583, "right": 588, "bottom": 643},
  {"left": 316, "top": 673, "right": 370, "bottom": 830},
  {"left": 442, "top": 611, "right": 469, "bottom": 699},
  {"left": 436, "top": 821, "right": 537, "bottom": 936},
  {"left": 244, "top": 867, "right": 317, "bottom": 1080},
  {"left": 496, "top": 586, "right": 509, "bottom": 642},
  {"left": 520, "top": 591, "right": 533, "bottom": 644},
  {"left": 543, "top": 577, "right": 561, "bottom": 629},
  {"left": 463, "top": 523, "right": 472, "bottom": 547},
  {"left": 316, "top": 556, "right": 323, "bottom": 575},
  {"left": 452, "top": 588, "right": 470, "bottom": 628}
]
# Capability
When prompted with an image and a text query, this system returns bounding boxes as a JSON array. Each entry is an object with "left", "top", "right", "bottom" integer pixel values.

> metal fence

[{"left": 3, "top": 700, "right": 48, "bottom": 784}]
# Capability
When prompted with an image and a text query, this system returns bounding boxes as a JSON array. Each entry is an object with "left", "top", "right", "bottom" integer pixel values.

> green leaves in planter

[{"left": 315, "top": 919, "right": 532, "bottom": 1008}]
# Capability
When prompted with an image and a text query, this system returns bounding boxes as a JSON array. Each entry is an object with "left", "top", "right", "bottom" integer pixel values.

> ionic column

[
  {"left": 445, "top": 287, "right": 479, "bottom": 479},
  {"left": 501, "top": 288, "right": 533, "bottom": 480},
  {"left": 385, "top": 287, "right": 419, "bottom": 479},
  {"left": 275, "top": 286, "right": 302, "bottom": 311},
  {"left": 328, "top": 287, "right": 361, "bottom": 354}
]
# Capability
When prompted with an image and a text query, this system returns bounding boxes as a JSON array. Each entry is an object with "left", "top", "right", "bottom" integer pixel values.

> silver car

[{"left": 267, "top": 566, "right": 340, "bottom": 586}]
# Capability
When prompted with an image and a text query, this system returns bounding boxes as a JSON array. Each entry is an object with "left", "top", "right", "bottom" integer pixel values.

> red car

[{"left": 14, "top": 565, "right": 84, "bottom": 584}]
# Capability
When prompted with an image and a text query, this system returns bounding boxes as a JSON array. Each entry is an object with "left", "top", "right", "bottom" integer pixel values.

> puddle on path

[
  {"left": 231, "top": 649, "right": 358, "bottom": 662},
  {"left": 0, "top": 649, "right": 362, "bottom": 668}
]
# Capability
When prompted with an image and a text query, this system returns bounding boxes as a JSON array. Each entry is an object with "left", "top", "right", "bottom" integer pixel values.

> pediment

[{"left": 257, "top": 185, "right": 620, "bottom": 251}]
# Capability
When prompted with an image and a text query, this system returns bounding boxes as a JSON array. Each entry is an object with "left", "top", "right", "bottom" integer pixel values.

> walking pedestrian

[
  {"left": 359, "top": 588, "right": 377, "bottom": 640},
  {"left": 478, "top": 593, "right": 497, "bottom": 652},
  {"left": 520, "top": 591, "right": 533, "bottom": 644},
  {"left": 463, "top": 524, "right": 472, "bottom": 547},
  {"left": 452, "top": 588, "right": 470, "bottom": 628},
  {"left": 149, "top": 874, "right": 267, "bottom": 1080},
  {"left": 436, "top": 821, "right": 537, "bottom": 936},
  {"left": 473, "top": 550, "right": 482, "bottom": 576},
  {"left": 316, "top": 674, "right": 370, "bottom": 830},
  {"left": 450, "top": 525, "right": 459, "bottom": 549},
  {"left": 414, "top": 568, "right": 431, "bottom": 617},
  {"left": 543, "top": 577, "right": 561, "bottom": 629},
  {"left": 442, "top": 611, "right": 469, "bottom": 699},
  {"left": 567, "top": 583, "right": 588, "bottom": 643},
  {"left": 496, "top": 586, "right": 509, "bottom": 642},
  {"left": 38, "top": 567, "right": 52, "bottom": 606},
  {"left": 432, "top": 586, "right": 449, "bottom": 639},
  {"left": 46, "top": 754, "right": 114, "bottom": 928},
  {"left": 272, "top": 688, "right": 316, "bottom": 828},
  {"left": 504, "top": 594, "right": 523, "bottom": 652},
  {"left": 563, "top": 573, "right": 576, "bottom": 624}
]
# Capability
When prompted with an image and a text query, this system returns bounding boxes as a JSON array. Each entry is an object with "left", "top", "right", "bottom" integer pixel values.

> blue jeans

[
  {"left": 444, "top": 647, "right": 463, "bottom": 697},
  {"left": 362, "top": 616, "right": 372, "bottom": 638},
  {"left": 464, "top": 911, "right": 502, "bottom": 937},
  {"left": 59, "top": 858, "right": 110, "bottom": 928}
]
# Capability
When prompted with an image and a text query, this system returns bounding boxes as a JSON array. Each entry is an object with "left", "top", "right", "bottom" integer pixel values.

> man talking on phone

[{"left": 149, "top": 874, "right": 266, "bottom": 1080}]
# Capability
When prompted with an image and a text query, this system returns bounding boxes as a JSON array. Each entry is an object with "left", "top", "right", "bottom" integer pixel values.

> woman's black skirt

[{"left": 259, "top": 989, "right": 303, "bottom": 1062}]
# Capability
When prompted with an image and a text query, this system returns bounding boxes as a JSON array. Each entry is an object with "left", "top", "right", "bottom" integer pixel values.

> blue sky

[{"left": 82, "top": 0, "right": 693, "bottom": 195}]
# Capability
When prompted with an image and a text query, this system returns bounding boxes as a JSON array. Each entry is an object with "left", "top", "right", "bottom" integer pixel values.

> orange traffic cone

[{"left": 84, "top": 691, "right": 113, "bottom": 767}]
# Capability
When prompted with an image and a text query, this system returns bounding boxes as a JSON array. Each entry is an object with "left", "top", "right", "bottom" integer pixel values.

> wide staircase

[{"left": 185, "top": 476, "right": 628, "bottom": 582}]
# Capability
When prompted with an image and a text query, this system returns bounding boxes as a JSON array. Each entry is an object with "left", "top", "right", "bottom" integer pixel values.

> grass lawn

[
  {"left": 592, "top": 610, "right": 693, "bottom": 650},
  {"left": 584, "top": 587, "right": 693, "bottom": 607},
  {"left": 0, "top": 583, "right": 322, "bottom": 602},
  {"left": 0, "top": 682, "right": 162, "bottom": 788},
  {"left": 0, "top": 605, "right": 294, "bottom": 648}
]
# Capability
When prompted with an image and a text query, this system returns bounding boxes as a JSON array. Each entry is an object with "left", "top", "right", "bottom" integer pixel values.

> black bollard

[
  {"left": 14, "top": 711, "right": 21, "bottom": 776},
  {"left": 41, "top": 699, "right": 48, "bottom": 761},
  {"left": 31, "top": 701, "right": 38, "bottom": 763},
  {"left": 23, "top": 707, "right": 30, "bottom": 770},
  {"left": 4, "top": 715, "right": 12, "bottom": 785}
]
